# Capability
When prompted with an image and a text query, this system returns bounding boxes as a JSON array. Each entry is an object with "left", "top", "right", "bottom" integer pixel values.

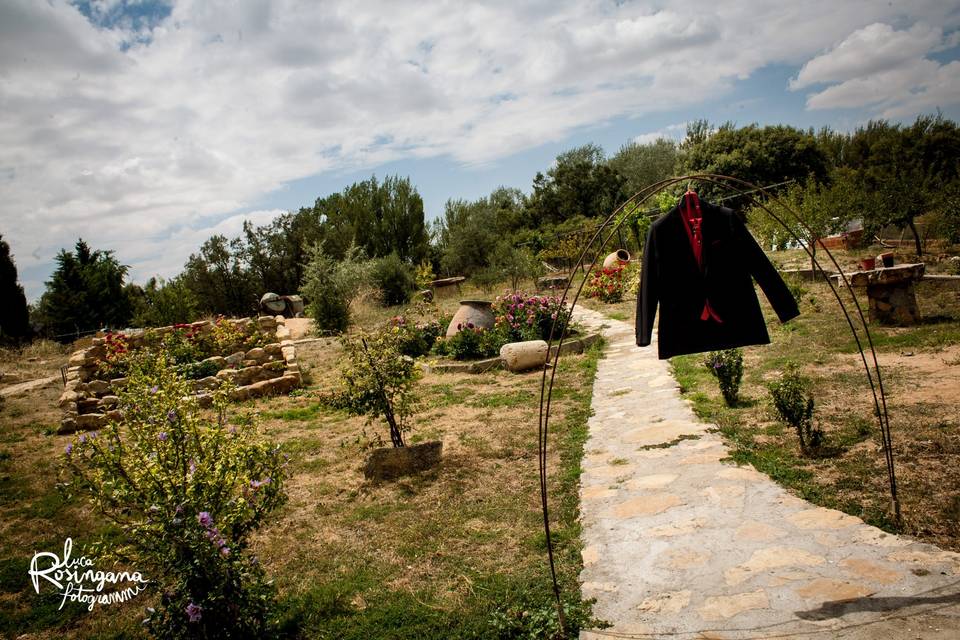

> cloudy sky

[{"left": 2, "top": 0, "right": 959, "bottom": 300}]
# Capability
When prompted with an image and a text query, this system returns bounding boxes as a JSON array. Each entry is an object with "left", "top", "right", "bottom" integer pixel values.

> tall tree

[
  {"left": 0, "top": 234, "right": 31, "bottom": 341},
  {"left": 608, "top": 138, "right": 679, "bottom": 199},
  {"left": 181, "top": 235, "right": 257, "bottom": 317},
  {"left": 679, "top": 123, "right": 829, "bottom": 201},
  {"left": 38, "top": 239, "right": 132, "bottom": 339},
  {"left": 312, "top": 175, "right": 429, "bottom": 264},
  {"left": 527, "top": 143, "right": 627, "bottom": 226},
  {"left": 435, "top": 187, "right": 527, "bottom": 276},
  {"left": 844, "top": 115, "right": 960, "bottom": 255}
]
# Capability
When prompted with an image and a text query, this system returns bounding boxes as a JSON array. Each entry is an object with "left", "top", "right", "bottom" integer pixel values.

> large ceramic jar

[
  {"left": 446, "top": 300, "right": 495, "bottom": 337},
  {"left": 602, "top": 249, "right": 631, "bottom": 269}
]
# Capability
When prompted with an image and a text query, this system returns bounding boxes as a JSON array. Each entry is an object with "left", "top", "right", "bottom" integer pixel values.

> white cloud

[
  {"left": 1, "top": 0, "right": 959, "bottom": 299},
  {"left": 792, "top": 21, "right": 960, "bottom": 117}
]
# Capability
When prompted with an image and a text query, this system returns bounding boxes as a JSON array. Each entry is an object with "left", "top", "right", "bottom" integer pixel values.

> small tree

[
  {"left": 300, "top": 243, "right": 371, "bottom": 333},
  {"left": 372, "top": 252, "right": 415, "bottom": 307},
  {"left": 328, "top": 328, "right": 420, "bottom": 448},
  {"left": 490, "top": 241, "right": 543, "bottom": 291},
  {"left": 60, "top": 349, "right": 288, "bottom": 639},
  {"left": 768, "top": 364, "right": 823, "bottom": 453}
]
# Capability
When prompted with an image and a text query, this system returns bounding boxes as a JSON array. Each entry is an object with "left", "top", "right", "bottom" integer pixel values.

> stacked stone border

[{"left": 58, "top": 316, "right": 302, "bottom": 434}]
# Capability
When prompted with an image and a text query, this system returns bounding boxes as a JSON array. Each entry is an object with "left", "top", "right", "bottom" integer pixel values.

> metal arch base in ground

[{"left": 574, "top": 307, "right": 960, "bottom": 639}]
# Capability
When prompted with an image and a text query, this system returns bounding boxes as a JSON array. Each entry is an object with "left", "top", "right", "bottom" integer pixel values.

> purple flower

[
  {"left": 188, "top": 459, "right": 196, "bottom": 475},
  {"left": 167, "top": 409, "right": 177, "bottom": 423},
  {"left": 185, "top": 602, "right": 202, "bottom": 623},
  {"left": 65, "top": 443, "right": 73, "bottom": 455},
  {"left": 197, "top": 511, "right": 213, "bottom": 528},
  {"left": 149, "top": 385, "right": 158, "bottom": 395},
  {"left": 220, "top": 546, "right": 231, "bottom": 556},
  {"left": 158, "top": 431, "right": 168, "bottom": 441}
]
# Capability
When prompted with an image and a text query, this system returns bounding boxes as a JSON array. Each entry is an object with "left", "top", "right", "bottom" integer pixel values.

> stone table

[
  {"left": 428, "top": 276, "right": 465, "bottom": 297},
  {"left": 834, "top": 263, "right": 926, "bottom": 326}
]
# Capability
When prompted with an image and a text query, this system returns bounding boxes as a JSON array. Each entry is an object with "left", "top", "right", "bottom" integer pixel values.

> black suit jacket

[{"left": 636, "top": 199, "right": 799, "bottom": 359}]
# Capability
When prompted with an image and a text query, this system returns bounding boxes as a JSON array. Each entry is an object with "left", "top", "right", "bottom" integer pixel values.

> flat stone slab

[{"left": 573, "top": 307, "right": 960, "bottom": 639}]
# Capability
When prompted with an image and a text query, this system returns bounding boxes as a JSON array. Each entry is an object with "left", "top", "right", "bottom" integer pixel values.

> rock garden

[{"left": 57, "top": 315, "right": 301, "bottom": 433}]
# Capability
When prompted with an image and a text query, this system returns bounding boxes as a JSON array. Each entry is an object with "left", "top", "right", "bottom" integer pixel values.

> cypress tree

[{"left": 0, "top": 233, "right": 31, "bottom": 341}]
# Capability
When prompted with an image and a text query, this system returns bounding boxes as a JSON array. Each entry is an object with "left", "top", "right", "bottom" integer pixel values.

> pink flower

[{"left": 185, "top": 602, "right": 202, "bottom": 623}]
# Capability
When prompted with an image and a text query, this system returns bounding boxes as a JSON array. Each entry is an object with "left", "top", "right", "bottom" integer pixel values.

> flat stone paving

[{"left": 574, "top": 307, "right": 960, "bottom": 639}]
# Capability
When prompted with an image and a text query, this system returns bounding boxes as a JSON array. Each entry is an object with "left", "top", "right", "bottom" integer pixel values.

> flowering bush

[
  {"left": 491, "top": 292, "right": 572, "bottom": 342},
  {"left": 585, "top": 263, "right": 629, "bottom": 303},
  {"left": 390, "top": 314, "right": 446, "bottom": 359},
  {"left": 96, "top": 332, "right": 131, "bottom": 378},
  {"left": 444, "top": 323, "right": 506, "bottom": 360},
  {"left": 703, "top": 348, "right": 744, "bottom": 407},
  {"left": 61, "top": 348, "right": 288, "bottom": 639}
]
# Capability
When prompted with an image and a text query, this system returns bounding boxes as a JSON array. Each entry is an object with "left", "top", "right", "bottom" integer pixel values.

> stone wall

[{"left": 58, "top": 316, "right": 301, "bottom": 434}]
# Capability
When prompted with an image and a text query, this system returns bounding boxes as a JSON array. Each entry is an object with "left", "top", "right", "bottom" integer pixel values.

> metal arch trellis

[{"left": 536, "top": 173, "right": 901, "bottom": 630}]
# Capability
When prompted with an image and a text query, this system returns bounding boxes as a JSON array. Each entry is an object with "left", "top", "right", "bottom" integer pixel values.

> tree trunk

[{"left": 907, "top": 218, "right": 922, "bottom": 257}]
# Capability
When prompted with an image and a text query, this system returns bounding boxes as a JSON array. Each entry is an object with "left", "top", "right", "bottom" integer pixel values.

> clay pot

[
  {"left": 446, "top": 300, "right": 495, "bottom": 337},
  {"left": 602, "top": 249, "right": 631, "bottom": 269},
  {"left": 860, "top": 257, "right": 876, "bottom": 271},
  {"left": 878, "top": 252, "right": 894, "bottom": 268}
]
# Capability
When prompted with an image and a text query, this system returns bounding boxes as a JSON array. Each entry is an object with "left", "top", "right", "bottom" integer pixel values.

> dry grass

[
  {"left": 0, "top": 292, "right": 603, "bottom": 638},
  {"left": 666, "top": 269, "right": 960, "bottom": 551}
]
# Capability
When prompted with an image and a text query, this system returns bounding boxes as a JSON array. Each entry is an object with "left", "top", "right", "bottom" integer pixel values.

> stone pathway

[
  {"left": 574, "top": 307, "right": 960, "bottom": 639},
  {"left": 0, "top": 375, "right": 59, "bottom": 398}
]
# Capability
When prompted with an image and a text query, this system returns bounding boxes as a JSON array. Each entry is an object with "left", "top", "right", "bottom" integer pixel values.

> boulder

[
  {"left": 194, "top": 376, "right": 219, "bottom": 391},
  {"left": 87, "top": 380, "right": 111, "bottom": 396},
  {"left": 58, "top": 418, "right": 77, "bottom": 435},
  {"left": 58, "top": 390, "right": 80, "bottom": 408},
  {"left": 216, "top": 369, "right": 239, "bottom": 383},
  {"left": 245, "top": 347, "right": 267, "bottom": 363},
  {"left": 76, "top": 413, "right": 105, "bottom": 430},
  {"left": 225, "top": 351, "right": 245, "bottom": 366},
  {"left": 264, "top": 343, "right": 282, "bottom": 357},
  {"left": 78, "top": 398, "right": 101, "bottom": 413},
  {"left": 100, "top": 395, "right": 119, "bottom": 409},
  {"left": 202, "top": 356, "right": 227, "bottom": 370}
]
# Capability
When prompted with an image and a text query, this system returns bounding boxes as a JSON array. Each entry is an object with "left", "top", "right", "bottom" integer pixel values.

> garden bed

[
  {"left": 420, "top": 332, "right": 603, "bottom": 374},
  {"left": 57, "top": 315, "right": 302, "bottom": 433}
]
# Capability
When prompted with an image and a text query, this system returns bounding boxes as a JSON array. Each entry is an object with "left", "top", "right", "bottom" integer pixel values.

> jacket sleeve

[
  {"left": 636, "top": 223, "right": 658, "bottom": 346},
  {"left": 733, "top": 213, "right": 800, "bottom": 323}
]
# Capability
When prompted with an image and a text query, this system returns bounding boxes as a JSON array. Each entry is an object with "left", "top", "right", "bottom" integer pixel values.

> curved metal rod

[{"left": 536, "top": 173, "right": 900, "bottom": 627}]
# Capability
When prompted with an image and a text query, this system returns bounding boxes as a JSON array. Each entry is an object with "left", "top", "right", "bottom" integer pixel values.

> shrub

[
  {"left": 300, "top": 244, "right": 373, "bottom": 333},
  {"left": 325, "top": 328, "right": 419, "bottom": 447},
  {"left": 445, "top": 323, "right": 507, "bottom": 360},
  {"left": 61, "top": 348, "right": 288, "bottom": 639},
  {"left": 390, "top": 314, "right": 446, "bottom": 358},
  {"left": 491, "top": 292, "right": 572, "bottom": 342},
  {"left": 768, "top": 364, "right": 822, "bottom": 452},
  {"left": 585, "top": 263, "right": 628, "bottom": 303},
  {"left": 372, "top": 253, "right": 416, "bottom": 306},
  {"left": 414, "top": 261, "right": 435, "bottom": 290},
  {"left": 703, "top": 348, "right": 744, "bottom": 407}
]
